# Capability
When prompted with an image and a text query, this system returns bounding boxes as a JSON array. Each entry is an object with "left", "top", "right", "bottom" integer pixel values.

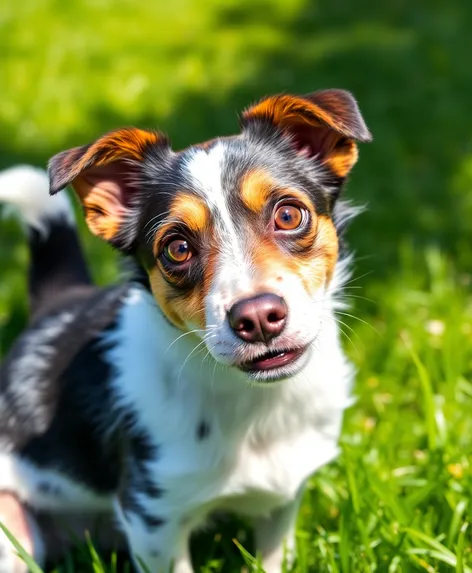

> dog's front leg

[
  {"left": 115, "top": 498, "right": 192, "bottom": 573},
  {"left": 253, "top": 490, "right": 304, "bottom": 573},
  {"left": 115, "top": 433, "right": 194, "bottom": 573}
]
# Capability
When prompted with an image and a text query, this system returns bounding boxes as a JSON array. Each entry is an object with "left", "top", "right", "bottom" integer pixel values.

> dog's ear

[
  {"left": 241, "top": 89, "right": 372, "bottom": 183},
  {"left": 48, "top": 128, "right": 169, "bottom": 249}
]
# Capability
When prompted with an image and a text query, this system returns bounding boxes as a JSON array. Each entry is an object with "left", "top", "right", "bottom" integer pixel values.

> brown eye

[
  {"left": 164, "top": 238, "right": 192, "bottom": 264},
  {"left": 274, "top": 204, "right": 303, "bottom": 231}
]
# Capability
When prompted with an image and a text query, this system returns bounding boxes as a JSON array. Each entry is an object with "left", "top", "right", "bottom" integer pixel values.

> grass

[{"left": 1, "top": 0, "right": 472, "bottom": 570}]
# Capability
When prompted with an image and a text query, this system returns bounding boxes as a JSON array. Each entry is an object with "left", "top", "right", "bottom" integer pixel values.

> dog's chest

[
  {"left": 106, "top": 295, "right": 350, "bottom": 518},
  {"left": 212, "top": 426, "right": 338, "bottom": 516},
  {"left": 143, "top": 387, "right": 341, "bottom": 518}
]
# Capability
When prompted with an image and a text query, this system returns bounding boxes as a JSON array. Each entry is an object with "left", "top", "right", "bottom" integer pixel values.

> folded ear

[
  {"left": 48, "top": 128, "right": 169, "bottom": 249},
  {"left": 241, "top": 89, "right": 372, "bottom": 182}
]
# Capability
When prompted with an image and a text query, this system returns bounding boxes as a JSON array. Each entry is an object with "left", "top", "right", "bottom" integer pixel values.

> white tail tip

[{"left": 0, "top": 165, "right": 75, "bottom": 236}]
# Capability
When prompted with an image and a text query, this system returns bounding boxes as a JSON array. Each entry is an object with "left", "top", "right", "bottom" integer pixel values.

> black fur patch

[
  {"left": 122, "top": 420, "right": 163, "bottom": 499},
  {"left": 140, "top": 514, "right": 165, "bottom": 530},
  {"left": 37, "top": 482, "right": 62, "bottom": 496},
  {"left": 196, "top": 420, "right": 211, "bottom": 441},
  {"left": 118, "top": 421, "right": 163, "bottom": 528},
  {"left": 0, "top": 284, "right": 132, "bottom": 493},
  {"left": 28, "top": 218, "right": 92, "bottom": 320}
]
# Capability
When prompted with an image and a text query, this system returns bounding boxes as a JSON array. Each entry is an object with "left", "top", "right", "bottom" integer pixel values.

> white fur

[
  {"left": 103, "top": 276, "right": 352, "bottom": 572},
  {"left": 0, "top": 454, "right": 111, "bottom": 512},
  {"left": 184, "top": 144, "right": 245, "bottom": 265},
  {"left": 7, "top": 312, "right": 75, "bottom": 417},
  {"left": 184, "top": 145, "right": 252, "bottom": 331},
  {"left": 0, "top": 165, "right": 74, "bottom": 236}
]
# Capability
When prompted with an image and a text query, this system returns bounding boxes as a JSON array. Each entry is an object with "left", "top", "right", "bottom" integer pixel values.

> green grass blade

[
  {"left": 456, "top": 522, "right": 468, "bottom": 573},
  {"left": 404, "top": 528, "right": 472, "bottom": 573},
  {"left": 233, "top": 539, "right": 265, "bottom": 572},
  {"left": 0, "top": 522, "right": 44, "bottom": 573},
  {"left": 84, "top": 532, "right": 107, "bottom": 573},
  {"left": 402, "top": 335, "right": 438, "bottom": 451},
  {"left": 447, "top": 499, "right": 467, "bottom": 549}
]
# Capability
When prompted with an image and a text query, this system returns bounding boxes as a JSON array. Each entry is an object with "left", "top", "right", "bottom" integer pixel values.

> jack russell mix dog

[{"left": 0, "top": 89, "right": 371, "bottom": 573}]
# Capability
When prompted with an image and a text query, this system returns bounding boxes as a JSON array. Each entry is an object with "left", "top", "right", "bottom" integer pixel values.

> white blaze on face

[{"left": 184, "top": 143, "right": 252, "bottom": 325}]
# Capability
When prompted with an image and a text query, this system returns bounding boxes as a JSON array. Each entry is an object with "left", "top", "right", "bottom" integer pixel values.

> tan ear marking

[
  {"left": 242, "top": 90, "right": 371, "bottom": 180},
  {"left": 76, "top": 128, "right": 160, "bottom": 170}
]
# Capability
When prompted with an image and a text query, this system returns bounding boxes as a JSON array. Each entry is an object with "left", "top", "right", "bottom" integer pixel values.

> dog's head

[{"left": 49, "top": 90, "right": 371, "bottom": 382}]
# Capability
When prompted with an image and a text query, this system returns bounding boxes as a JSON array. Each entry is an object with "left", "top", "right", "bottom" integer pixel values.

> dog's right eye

[
  {"left": 163, "top": 238, "right": 193, "bottom": 265},
  {"left": 274, "top": 204, "right": 304, "bottom": 231}
]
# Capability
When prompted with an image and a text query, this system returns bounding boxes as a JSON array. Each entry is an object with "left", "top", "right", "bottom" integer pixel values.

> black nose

[{"left": 228, "top": 293, "right": 287, "bottom": 343}]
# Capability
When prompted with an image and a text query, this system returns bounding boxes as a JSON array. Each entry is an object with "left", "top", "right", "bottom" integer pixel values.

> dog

[{"left": 0, "top": 89, "right": 371, "bottom": 573}]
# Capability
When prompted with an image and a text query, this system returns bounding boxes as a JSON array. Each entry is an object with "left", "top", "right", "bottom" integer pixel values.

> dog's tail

[{"left": 0, "top": 165, "right": 92, "bottom": 318}]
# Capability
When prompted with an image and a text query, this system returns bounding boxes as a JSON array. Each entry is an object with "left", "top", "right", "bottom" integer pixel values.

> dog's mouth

[{"left": 237, "top": 345, "right": 309, "bottom": 378}]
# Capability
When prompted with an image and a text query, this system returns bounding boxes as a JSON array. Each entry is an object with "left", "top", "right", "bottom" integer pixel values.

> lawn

[{"left": 1, "top": 0, "right": 472, "bottom": 571}]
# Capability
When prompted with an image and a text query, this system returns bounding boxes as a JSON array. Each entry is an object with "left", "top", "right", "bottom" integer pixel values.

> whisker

[
  {"left": 334, "top": 310, "right": 382, "bottom": 338},
  {"left": 336, "top": 325, "right": 361, "bottom": 358},
  {"left": 320, "top": 314, "right": 362, "bottom": 357},
  {"left": 165, "top": 328, "right": 206, "bottom": 353},
  {"left": 177, "top": 338, "right": 209, "bottom": 383},
  {"left": 332, "top": 293, "right": 376, "bottom": 305},
  {"left": 341, "top": 270, "right": 374, "bottom": 286},
  {"left": 186, "top": 306, "right": 206, "bottom": 323},
  {"left": 211, "top": 359, "right": 220, "bottom": 387},
  {"left": 327, "top": 286, "right": 365, "bottom": 295}
]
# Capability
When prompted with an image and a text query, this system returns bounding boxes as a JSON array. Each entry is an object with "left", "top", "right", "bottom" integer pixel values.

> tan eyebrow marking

[
  {"left": 241, "top": 169, "right": 276, "bottom": 213},
  {"left": 153, "top": 193, "right": 210, "bottom": 255},
  {"left": 169, "top": 194, "right": 210, "bottom": 233}
]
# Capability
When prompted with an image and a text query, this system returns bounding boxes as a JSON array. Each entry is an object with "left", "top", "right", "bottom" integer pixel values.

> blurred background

[{"left": 1, "top": 0, "right": 472, "bottom": 569}]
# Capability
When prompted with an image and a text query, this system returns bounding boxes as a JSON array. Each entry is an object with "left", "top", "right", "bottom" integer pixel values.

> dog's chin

[{"left": 235, "top": 343, "right": 313, "bottom": 383}]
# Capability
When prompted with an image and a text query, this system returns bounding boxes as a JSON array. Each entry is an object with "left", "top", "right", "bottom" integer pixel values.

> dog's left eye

[
  {"left": 274, "top": 204, "right": 304, "bottom": 231},
  {"left": 164, "top": 238, "right": 193, "bottom": 264}
]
